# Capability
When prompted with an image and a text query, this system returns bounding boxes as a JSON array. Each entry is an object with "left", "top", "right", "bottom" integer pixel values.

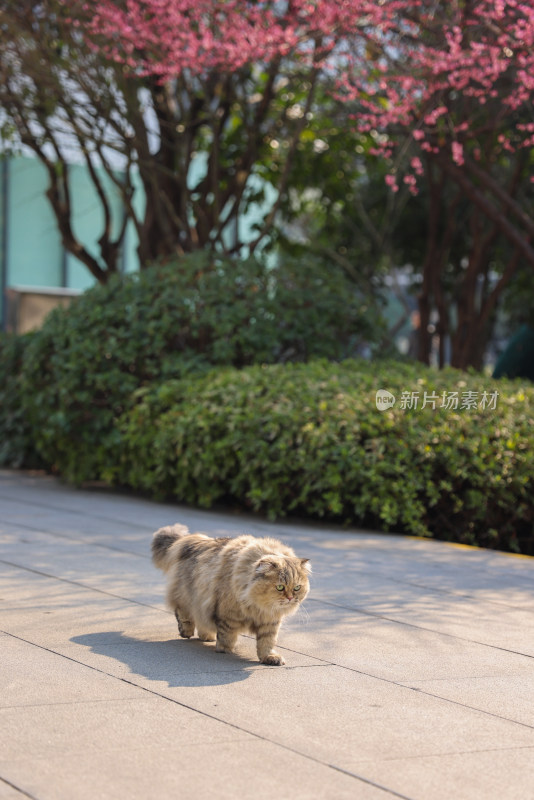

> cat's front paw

[
  {"left": 261, "top": 653, "right": 285, "bottom": 666},
  {"left": 176, "top": 617, "right": 195, "bottom": 638}
]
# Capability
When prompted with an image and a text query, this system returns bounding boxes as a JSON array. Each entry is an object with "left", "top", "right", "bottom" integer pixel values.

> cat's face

[{"left": 251, "top": 556, "right": 311, "bottom": 614}]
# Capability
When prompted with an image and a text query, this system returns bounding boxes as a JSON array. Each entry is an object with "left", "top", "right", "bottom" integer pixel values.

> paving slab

[
  {"left": 397, "top": 674, "right": 534, "bottom": 727},
  {"left": 1, "top": 469, "right": 534, "bottom": 800},
  {"left": 0, "top": 739, "right": 393, "bottom": 800},
  {"left": 281, "top": 603, "right": 534, "bottom": 683},
  {"left": 101, "top": 662, "right": 534, "bottom": 763},
  {"left": 1, "top": 635, "right": 142, "bottom": 708},
  {"left": 0, "top": 780, "right": 26, "bottom": 800},
  {"left": 311, "top": 595, "right": 534, "bottom": 658},
  {"left": 354, "top": 747, "right": 534, "bottom": 800}
]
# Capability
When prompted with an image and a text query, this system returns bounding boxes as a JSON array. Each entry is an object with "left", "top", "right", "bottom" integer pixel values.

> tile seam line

[
  {"left": 0, "top": 558, "right": 163, "bottom": 612},
  {"left": 0, "top": 559, "right": 333, "bottom": 668},
  {"left": 2, "top": 484, "right": 532, "bottom": 573},
  {"left": 0, "top": 491, "right": 154, "bottom": 532},
  {"left": 3, "top": 557, "right": 532, "bottom": 666},
  {"left": 5, "top": 520, "right": 533, "bottom": 612},
  {"left": 0, "top": 697, "right": 145, "bottom": 711},
  {"left": 340, "top": 573, "right": 534, "bottom": 611},
  {"left": 322, "top": 659, "right": 534, "bottom": 732},
  {"left": 265, "top": 641, "right": 534, "bottom": 733},
  {"left": 1, "top": 481, "right": 533, "bottom": 562},
  {"left": 0, "top": 629, "right": 412, "bottom": 800},
  {"left": 351, "top": 743, "right": 534, "bottom": 765},
  {"left": 307, "top": 597, "right": 534, "bottom": 661},
  {"left": 2, "top": 520, "right": 151, "bottom": 559},
  {"left": 4, "top": 620, "right": 534, "bottom": 743},
  {"left": 0, "top": 666, "right": 336, "bottom": 711},
  {"left": 3, "top": 487, "right": 533, "bottom": 571},
  {"left": 0, "top": 775, "right": 39, "bottom": 800}
]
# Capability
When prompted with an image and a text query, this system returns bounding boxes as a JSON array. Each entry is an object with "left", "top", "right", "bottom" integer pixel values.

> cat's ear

[
  {"left": 300, "top": 558, "right": 312, "bottom": 573},
  {"left": 256, "top": 557, "right": 277, "bottom": 574}
]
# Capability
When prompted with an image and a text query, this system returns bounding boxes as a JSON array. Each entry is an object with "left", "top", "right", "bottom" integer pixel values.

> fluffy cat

[{"left": 152, "top": 524, "right": 311, "bottom": 666}]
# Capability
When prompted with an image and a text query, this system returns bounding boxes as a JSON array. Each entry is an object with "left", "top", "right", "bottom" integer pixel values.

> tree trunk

[{"left": 416, "top": 163, "right": 444, "bottom": 364}]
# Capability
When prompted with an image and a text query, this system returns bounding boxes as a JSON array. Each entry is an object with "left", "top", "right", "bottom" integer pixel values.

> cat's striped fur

[{"left": 152, "top": 524, "right": 311, "bottom": 665}]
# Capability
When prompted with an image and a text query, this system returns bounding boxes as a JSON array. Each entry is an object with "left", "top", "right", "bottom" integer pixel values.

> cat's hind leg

[
  {"left": 174, "top": 608, "right": 195, "bottom": 638},
  {"left": 214, "top": 618, "right": 240, "bottom": 654},
  {"left": 197, "top": 628, "right": 216, "bottom": 642}
]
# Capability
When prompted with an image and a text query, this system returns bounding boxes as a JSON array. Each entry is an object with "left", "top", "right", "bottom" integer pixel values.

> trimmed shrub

[
  {"left": 116, "top": 360, "right": 534, "bottom": 554},
  {"left": 0, "top": 333, "right": 42, "bottom": 468},
  {"left": 19, "top": 253, "right": 381, "bottom": 482}
]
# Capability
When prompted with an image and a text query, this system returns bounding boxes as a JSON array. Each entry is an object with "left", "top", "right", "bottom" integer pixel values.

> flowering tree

[
  {"left": 2, "top": 0, "right": 533, "bottom": 367},
  {"left": 0, "top": 2, "right": 135, "bottom": 282},
  {"left": 78, "top": 0, "right": 380, "bottom": 268},
  {"left": 1, "top": 1, "right": 357, "bottom": 278},
  {"left": 347, "top": 0, "right": 534, "bottom": 367},
  {"left": 84, "top": 0, "right": 534, "bottom": 365},
  {"left": 86, "top": 0, "right": 534, "bottom": 184}
]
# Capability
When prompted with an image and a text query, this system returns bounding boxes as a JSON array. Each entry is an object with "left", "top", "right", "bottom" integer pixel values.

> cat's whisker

[{"left": 293, "top": 603, "right": 310, "bottom": 625}]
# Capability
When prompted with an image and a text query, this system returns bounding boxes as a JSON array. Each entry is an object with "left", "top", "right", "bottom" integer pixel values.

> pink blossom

[
  {"left": 410, "top": 156, "right": 424, "bottom": 175},
  {"left": 424, "top": 106, "right": 448, "bottom": 126},
  {"left": 75, "top": 0, "right": 534, "bottom": 181},
  {"left": 385, "top": 174, "right": 399, "bottom": 193},
  {"left": 452, "top": 141, "right": 464, "bottom": 166}
]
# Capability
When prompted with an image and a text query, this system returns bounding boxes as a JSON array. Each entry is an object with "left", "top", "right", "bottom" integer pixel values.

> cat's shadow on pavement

[{"left": 71, "top": 631, "right": 258, "bottom": 688}]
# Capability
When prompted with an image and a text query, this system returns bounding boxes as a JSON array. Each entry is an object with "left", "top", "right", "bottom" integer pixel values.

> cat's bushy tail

[{"left": 152, "top": 524, "right": 189, "bottom": 571}]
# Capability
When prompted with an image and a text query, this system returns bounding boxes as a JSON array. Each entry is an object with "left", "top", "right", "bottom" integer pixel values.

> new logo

[{"left": 376, "top": 390, "right": 396, "bottom": 411}]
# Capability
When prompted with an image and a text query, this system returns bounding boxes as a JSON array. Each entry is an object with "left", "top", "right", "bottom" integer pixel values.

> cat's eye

[
  {"left": 294, "top": 586, "right": 301, "bottom": 591},
  {"left": 276, "top": 585, "right": 284, "bottom": 591}
]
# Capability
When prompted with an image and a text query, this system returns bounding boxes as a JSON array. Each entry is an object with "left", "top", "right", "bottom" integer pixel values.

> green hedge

[
  {"left": 0, "top": 332, "right": 42, "bottom": 469},
  {"left": 2, "top": 252, "right": 532, "bottom": 553},
  {"left": 115, "top": 360, "right": 534, "bottom": 554},
  {"left": 16, "top": 254, "right": 380, "bottom": 482}
]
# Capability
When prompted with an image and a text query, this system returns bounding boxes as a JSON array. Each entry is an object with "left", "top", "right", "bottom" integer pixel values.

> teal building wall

[
  {"left": 0, "top": 154, "right": 274, "bottom": 328},
  {"left": 0, "top": 155, "right": 140, "bottom": 327}
]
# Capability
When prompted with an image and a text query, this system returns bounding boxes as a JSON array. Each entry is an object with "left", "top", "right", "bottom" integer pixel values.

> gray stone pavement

[{"left": 1, "top": 469, "right": 534, "bottom": 800}]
